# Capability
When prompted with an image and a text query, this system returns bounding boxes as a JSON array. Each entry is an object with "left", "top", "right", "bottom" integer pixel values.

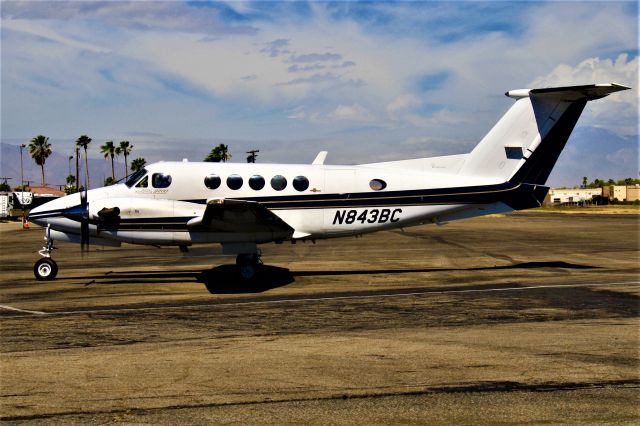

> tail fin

[{"left": 458, "top": 83, "right": 630, "bottom": 185}]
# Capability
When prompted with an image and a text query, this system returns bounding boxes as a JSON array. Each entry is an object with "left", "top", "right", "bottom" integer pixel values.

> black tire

[
  {"left": 236, "top": 254, "right": 260, "bottom": 281},
  {"left": 34, "top": 258, "right": 58, "bottom": 281},
  {"left": 238, "top": 263, "right": 257, "bottom": 281}
]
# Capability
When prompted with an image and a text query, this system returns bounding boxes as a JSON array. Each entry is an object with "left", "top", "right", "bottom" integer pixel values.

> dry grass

[{"left": 533, "top": 205, "right": 640, "bottom": 215}]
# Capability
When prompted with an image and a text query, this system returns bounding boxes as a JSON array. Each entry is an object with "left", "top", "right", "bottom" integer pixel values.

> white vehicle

[
  {"left": 29, "top": 83, "right": 629, "bottom": 281},
  {"left": 0, "top": 193, "right": 13, "bottom": 218}
]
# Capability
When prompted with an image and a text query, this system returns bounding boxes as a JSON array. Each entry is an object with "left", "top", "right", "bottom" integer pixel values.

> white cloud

[
  {"left": 387, "top": 94, "right": 422, "bottom": 116},
  {"left": 288, "top": 52, "right": 342, "bottom": 63},
  {"left": 1, "top": 1, "right": 257, "bottom": 35},
  {"left": 2, "top": 19, "right": 110, "bottom": 53},
  {"left": 327, "top": 104, "right": 374, "bottom": 123},
  {"left": 528, "top": 54, "right": 638, "bottom": 136},
  {"left": 605, "top": 147, "right": 638, "bottom": 168},
  {"left": 1, "top": 0, "right": 637, "bottom": 182}
]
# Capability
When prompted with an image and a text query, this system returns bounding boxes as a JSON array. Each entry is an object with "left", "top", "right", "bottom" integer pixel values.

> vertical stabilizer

[{"left": 458, "top": 83, "right": 629, "bottom": 185}]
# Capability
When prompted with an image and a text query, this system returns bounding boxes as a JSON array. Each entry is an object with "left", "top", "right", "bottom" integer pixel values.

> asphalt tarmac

[{"left": 1, "top": 212, "right": 638, "bottom": 424}]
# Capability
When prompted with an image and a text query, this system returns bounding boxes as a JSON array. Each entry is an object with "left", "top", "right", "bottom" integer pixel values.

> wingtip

[{"left": 596, "top": 82, "right": 631, "bottom": 91}]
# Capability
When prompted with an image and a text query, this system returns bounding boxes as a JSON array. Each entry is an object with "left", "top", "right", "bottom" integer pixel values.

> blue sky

[{"left": 1, "top": 1, "right": 638, "bottom": 186}]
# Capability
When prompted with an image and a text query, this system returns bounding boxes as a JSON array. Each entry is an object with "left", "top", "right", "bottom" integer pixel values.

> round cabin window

[
  {"left": 249, "top": 175, "right": 265, "bottom": 190},
  {"left": 293, "top": 176, "right": 309, "bottom": 192},
  {"left": 227, "top": 174, "right": 243, "bottom": 190},
  {"left": 204, "top": 174, "right": 221, "bottom": 189},
  {"left": 271, "top": 175, "right": 287, "bottom": 191},
  {"left": 369, "top": 179, "right": 387, "bottom": 191}
]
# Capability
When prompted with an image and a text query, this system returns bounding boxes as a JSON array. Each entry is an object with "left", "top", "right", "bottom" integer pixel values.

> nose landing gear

[{"left": 34, "top": 225, "right": 58, "bottom": 281}]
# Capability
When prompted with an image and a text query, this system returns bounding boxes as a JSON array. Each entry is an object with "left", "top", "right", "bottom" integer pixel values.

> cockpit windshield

[{"left": 125, "top": 168, "right": 147, "bottom": 188}]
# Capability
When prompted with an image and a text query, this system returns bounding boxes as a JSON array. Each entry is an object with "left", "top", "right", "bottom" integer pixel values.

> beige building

[
  {"left": 627, "top": 185, "right": 640, "bottom": 201},
  {"left": 546, "top": 188, "right": 602, "bottom": 205},
  {"left": 603, "top": 185, "right": 640, "bottom": 202}
]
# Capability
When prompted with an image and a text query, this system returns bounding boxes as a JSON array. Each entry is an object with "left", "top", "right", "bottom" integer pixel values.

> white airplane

[{"left": 29, "top": 83, "right": 629, "bottom": 281}]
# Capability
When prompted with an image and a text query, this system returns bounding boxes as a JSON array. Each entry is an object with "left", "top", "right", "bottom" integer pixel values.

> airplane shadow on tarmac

[
  {"left": 198, "top": 265, "right": 295, "bottom": 294},
  {"left": 73, "top": 261, "right": 598, "bottom": 294}
]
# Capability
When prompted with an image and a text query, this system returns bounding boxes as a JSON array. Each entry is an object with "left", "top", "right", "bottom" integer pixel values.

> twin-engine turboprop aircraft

[{"left": 29, "top": 83, "right": 629, "bottom": 281}]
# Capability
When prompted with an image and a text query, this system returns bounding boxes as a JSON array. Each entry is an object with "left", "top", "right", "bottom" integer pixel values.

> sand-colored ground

[{"left": 1, "top": 212, "right": 638, "bottom": 423}]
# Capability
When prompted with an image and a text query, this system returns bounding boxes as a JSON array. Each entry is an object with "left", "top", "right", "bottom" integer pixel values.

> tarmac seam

[
  {"left": 1, "top": 280, "right": 638, "bottom": 318},
  {"left": 2, "top": 379, "right": 638, "bottom": 422}
]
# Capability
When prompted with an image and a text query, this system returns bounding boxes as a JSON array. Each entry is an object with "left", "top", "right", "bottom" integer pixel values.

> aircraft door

[{"left": 323, "top": 169, "right": 355, "bottom": 232}]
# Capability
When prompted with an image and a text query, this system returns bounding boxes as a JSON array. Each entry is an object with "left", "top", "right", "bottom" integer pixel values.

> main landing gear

[
  {"left": 34, "top": 225, "right": 58, "bottom": 281},
  {"left": 236, "top": 252, "right": 262, "bottom": 281}
]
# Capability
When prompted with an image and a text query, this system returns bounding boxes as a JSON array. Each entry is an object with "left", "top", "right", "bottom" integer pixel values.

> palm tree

[
  {"left": 100, "top": 141, "right": 117, "bottom": 181},
  {"left": 204, "top": 144, "right": 231, "bottom": 162},
  {"left": 218, "top": 144, "right": 231, "bottom": 162},
  {"left": 115, "top": 140, "right": 133, "bottom": 177},
  {"left": 65, "top": 174, "right": 76, "bottom": 195},
  {"left": 130, "top": 157, "right": 146, "bottom": 173},
  {"left": 28, "top": 135, "right": 52, "bottom": 186},
  {"left": 75, "top": 135, "right": 92, "bottom": 189}
]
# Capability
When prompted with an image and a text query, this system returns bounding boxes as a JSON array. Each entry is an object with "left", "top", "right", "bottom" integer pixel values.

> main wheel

[
  {"left": 34, "top": 258, "right": 58, "bottom": 281},
  {"left": 236, "top": 254, "right": 260, "bottom": 281},
  {"left": 238, "top": 263, "right": 257, "bottom": 281}
]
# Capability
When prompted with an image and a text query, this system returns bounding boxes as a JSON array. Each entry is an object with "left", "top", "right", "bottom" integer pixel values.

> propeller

[
  {"left": 80, "top": 186, "right": 89, "bottom": 254},
  {"left": 61, "top": 195, "right": 121, "bottom": 251}
]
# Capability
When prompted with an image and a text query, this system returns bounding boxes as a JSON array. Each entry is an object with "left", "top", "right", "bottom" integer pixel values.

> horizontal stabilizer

[{"left": 506, "top": 83, "right": 630, "bottom": 101}]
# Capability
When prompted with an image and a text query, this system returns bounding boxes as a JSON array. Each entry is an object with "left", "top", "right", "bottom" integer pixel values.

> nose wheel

[
  {"left": 34, "top": 258, "right": 58, "bottom": 281},
  {"left": 34, "top": 224, "right": 58, "bottom": 281}
]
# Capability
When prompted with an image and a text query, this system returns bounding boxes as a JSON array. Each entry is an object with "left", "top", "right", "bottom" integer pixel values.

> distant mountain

[
  {"left": 548, "top": 127, "right": 639, "bottom": 187},
  {"left": 2, "top": 126, "right": 637, "bottom": 190},
  {"left": 0, "top": 143, "right": 125, "bottom": 189}
]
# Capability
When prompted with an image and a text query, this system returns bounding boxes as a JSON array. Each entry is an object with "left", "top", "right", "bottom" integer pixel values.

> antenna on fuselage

[
  {"left": 312, "top": 151, "right": 327, "bottom": 165},
  {"left": 246, "top": 150, "right": 259, "bottom": 163}
]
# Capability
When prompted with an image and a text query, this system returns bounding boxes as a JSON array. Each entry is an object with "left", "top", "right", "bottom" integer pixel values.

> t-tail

[{"left": 457, "top": 83, "right": 630, "bottom": 208}]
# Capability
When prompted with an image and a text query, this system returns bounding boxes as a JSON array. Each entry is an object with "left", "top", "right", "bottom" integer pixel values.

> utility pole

[
  {"left": 246, "top": 149, "right": 259, "bottom": 163},
  {"left": 75, "top": 147, "right": 80, "bottom": 192},
  {"left": 19, "top": 144, "right": 27, "bottom": 227},
  {"left": 19, "top": 144, "right": 26, "bottom": 190},
  {"left": 68, "top": 155, "right": 73, "bottom": 176}
]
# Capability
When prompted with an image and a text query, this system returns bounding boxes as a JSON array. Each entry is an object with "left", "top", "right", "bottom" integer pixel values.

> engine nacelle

[
  {"left": 89, "top": 197, "right": 205, "bottom": 222},
  {"left": 88, "top": 198, "right": 206, "bottom": 245},
  {"left": 50, "top": 230, "right": 121, "bottom": 247}
]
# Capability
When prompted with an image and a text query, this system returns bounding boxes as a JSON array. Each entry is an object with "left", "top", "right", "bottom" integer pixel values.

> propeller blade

[
  {"left": 81, "top": 219, "right": 89, "bottom": 252},
  {"left": 80, "top": 187, "right": 89, "bottom": 254}
]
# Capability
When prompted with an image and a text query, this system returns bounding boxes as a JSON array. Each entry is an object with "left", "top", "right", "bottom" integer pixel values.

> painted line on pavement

[
  {"left": 1, "top": 280, "right": 637, "bottom": 318},
  {"left": 0, "top": 304, "right": 47, "bottom": 315}
]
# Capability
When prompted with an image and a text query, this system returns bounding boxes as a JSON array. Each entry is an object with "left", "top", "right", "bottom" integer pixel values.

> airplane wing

[{"left": 187, "top": 198, "right": 294, "bottom": 236}]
